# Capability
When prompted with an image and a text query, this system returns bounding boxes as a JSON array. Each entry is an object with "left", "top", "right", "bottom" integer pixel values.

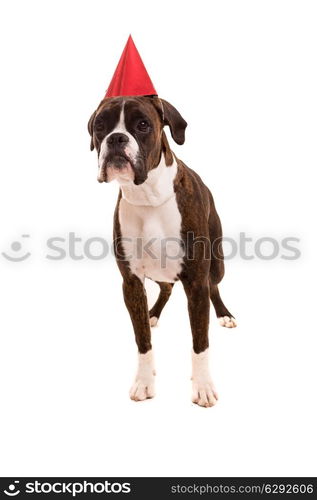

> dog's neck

[{"left": 119, "top": 152, "right": 178, "bottom": 207}]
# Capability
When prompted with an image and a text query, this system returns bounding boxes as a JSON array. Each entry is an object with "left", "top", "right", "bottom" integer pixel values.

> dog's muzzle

[{"left": 98, "top": 132, "right": 135, "bottom": 183}]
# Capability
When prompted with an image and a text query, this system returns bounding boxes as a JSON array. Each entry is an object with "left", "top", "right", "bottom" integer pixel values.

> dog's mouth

[{"left": 98, "top": 154, "right": 135, "bottom": 183}]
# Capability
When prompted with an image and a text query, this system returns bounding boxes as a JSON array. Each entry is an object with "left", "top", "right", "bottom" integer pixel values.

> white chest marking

[{"left": 118, "top": 157, "right": 184, "bottom": 283}]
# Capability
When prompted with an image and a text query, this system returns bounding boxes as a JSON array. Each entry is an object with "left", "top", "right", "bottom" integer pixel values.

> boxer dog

[{"left": 88, "top": 96, "right": 236, "bottom": 407}]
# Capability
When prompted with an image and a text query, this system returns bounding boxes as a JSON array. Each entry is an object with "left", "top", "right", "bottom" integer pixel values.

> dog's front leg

[
  {"left": 122, "top": 275, "right": 155, "bottom": 401},
  {"left": 182, "top": 279, "right": 218, "bottom": 408}
]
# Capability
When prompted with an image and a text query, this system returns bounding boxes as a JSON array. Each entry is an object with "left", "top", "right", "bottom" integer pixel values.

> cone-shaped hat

[{"left": 105, "top": 35, "right": 157, "bottom": 98}]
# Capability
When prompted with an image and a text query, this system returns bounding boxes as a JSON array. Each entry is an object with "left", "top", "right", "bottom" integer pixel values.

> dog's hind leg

[
  {"left": 208, "top": 195, "right": 237, "bottom": 328},
  {"left": 149, "top": 281, "right": 174, "bottom": 327},
  {"left": 209, "top": 281, "right": 237, "bottom": 328}
]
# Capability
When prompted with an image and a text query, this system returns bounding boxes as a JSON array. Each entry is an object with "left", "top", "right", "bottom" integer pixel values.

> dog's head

[{"left": 87, "top": 96, "right": 187, "bottom": 185}]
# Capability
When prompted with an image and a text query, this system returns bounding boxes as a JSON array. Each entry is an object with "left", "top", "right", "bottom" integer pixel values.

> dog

[{"left": 88, "top": 96, "right": 236, "bottom": 407}]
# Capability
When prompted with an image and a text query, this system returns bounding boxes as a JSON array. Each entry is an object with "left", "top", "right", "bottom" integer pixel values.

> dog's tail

[{"left": 208, "top": 190, "right": 225, "bottom": 286}]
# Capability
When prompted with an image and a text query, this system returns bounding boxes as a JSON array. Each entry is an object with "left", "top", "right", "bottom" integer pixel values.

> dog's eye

[{"left": 137, "top": 120, "right": 150, "bottom": 132}]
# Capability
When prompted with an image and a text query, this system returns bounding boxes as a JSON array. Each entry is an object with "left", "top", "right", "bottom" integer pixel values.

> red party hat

[{"left": 105, "top": 35, "right": 157, "bottom": 97}]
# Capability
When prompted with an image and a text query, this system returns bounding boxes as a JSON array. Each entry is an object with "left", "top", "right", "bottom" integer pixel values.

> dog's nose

[{"left": 107, "top": 133, "right": 129, "bottom": 146}]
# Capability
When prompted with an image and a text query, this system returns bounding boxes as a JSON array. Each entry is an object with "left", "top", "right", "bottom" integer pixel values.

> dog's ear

[
  {"left": 159, "top": 99, "right": 187, "bottom": 145},
  {"left": 87, "top": 110, "right": 97, "bottom": 151}
]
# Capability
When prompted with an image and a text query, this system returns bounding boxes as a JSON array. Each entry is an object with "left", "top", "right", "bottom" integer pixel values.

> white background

[{"left": 0, "top": 0, "right": 316, "bottom": 477}]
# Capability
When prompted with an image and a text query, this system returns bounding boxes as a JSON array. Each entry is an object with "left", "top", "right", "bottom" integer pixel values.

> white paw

[
  {"left": 191, "top": 349, "right": 218, "bottom": 408},
  {"left": 129, "top": 377, "right": 155, "bottom": 401},
  {"left": 219, "top": 315, "right": 237, "bottom": 328},
  {"left": 192, "top": 379, "right": 218, "bottom": 408},
  {"left": 149, "top": 316, "right": 158, "bottom": 327},
  {"left": 130, "top": 350, "right": 155, "bottom": 402}
]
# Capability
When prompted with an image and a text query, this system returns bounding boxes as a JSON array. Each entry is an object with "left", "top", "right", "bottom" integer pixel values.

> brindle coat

[{"left": 88, "top": 96, "right": 234, "bottom": 356}]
